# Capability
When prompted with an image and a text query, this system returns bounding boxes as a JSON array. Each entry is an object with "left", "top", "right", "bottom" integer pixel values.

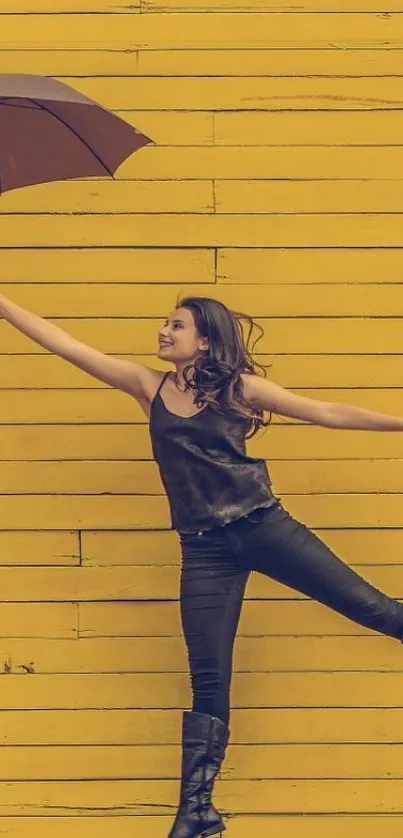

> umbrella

[{"left": 0, "top": 73, "right": 152, "bottom": 194}]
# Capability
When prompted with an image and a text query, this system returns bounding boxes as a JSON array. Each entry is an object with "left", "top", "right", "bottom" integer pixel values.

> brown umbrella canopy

[{"left": 0, "top": 74, "right": 152, "bottom": 193}]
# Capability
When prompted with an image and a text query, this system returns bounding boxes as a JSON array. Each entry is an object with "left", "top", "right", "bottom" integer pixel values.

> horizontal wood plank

[
  {"left": 0, "top": 563, "right": 400, "bottom": 601},
  {"left": 215, "top": 180, "right": 403, "bottom": 213},
  {"left": 0, "top": 743, "right": 402, "bottom": 781},
  {"left": 0, "top": 531, "right": 78, "bottom": 565},
  {"left": 3, "top": 419, "right": 403, "bottom": 459},
  {"left": 138, "top": 48, "right": 403, "bottom": 76},
  {"left": 118, "top": 146, "right": 403, "bottom": 179},
  {"left": 0, "top": 212, "right": 403, "bottom": 247},
  {"left": 1, "top": 247, "right": 402, "bottom": 285},
  {"left": 4, "top": 316, "right": 403, "bottom": 355},
  {"left": 0, "top": 706, "right": 402, "bottom": 745},
  {"left": 1, "top": 782, "right": 403, "bottom": 820},
  {"left": 6, "top": 48, "right": 403, "bottom": 77},
  {"left": 78, "top": 599, "right": 403, "bottom": 637},
  {"left": 0, "top": 491, "right": 403, "bottom": 528},
  {"left": 2, "top": 451, "right": 403, "bottom": 494},
  {"left": 0, "top": 815, "right": 401, "bottom": 838},
  {"left": 81, "top": 526, "right": 403, "bottom": 567},
  {"left": 0, "top": 1, "right": 140, "bottom": 8},
  {"left": 0, "top": 522, "right": 400, "bottom": 566},
  {"left": 215, "top": 111, "right": 403, "bottom": 144},
  {"left": 4, "top": 283, "right": 403, "bottom": 317},
  {"left": 0, "top": 604, "right": 77, "bottom": 638},
  {"left": 4, "top": 180, "right": 403, "bottom": 216},
  {"left": 0, "top": 354, "right": 400, "bottom": 387},
  {"left": 0, "top": 248, "right": 214, "bottom": 283},
  {"left": 143, "top": 0, "right": 403, "bottom": 10},
  {"left": 4, "top": 0, "right": 403, "bottom": 10},
  {"left": 3, "top": 14, "right": 403, "bottom": 50},
  {"left": 218, "top": 247, "right": 403, "bottom": 283},
  {"left": 0, "top": 636, "right": 403, "bottom": 674},
  {"left": 0, "top": 180, "right": 214, "bottom": 214},
  {"left": 8, "top": 213, "right": 403, "bottom": 247},
  {"left": 0, "top": 671, "right": 402, "bottom": 708},
  {"left": 61, "top": 76, "right": 403, "bottom": 110},
  {"left": 2, "top": 383, "right": 403, "bottom": 420}
]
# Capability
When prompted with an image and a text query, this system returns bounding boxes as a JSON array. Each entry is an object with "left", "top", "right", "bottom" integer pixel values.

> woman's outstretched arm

[
  {"left": 0, "top": 291, "right": 147, "bottom": 397},
  {"left": 242, "top": 372, "right": 403, "bottom": 431}
]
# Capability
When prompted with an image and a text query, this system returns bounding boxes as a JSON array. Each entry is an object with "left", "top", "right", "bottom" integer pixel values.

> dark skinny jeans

[{"left": 178, "top": 500, "right": 403, "bottom": 728}]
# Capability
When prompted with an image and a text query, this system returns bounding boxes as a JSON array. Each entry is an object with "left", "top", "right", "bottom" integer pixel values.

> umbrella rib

[
  {"left": 25, "top": 97, "right": 116, "bottom": 178},
  {"left": 0, "top": 100, "right": 39, "bottom": 109}
]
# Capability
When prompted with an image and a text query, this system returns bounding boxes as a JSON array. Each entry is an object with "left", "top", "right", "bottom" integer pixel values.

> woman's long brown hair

[{"left": 174, "top": 294, "right": 273, "bottom": 440}]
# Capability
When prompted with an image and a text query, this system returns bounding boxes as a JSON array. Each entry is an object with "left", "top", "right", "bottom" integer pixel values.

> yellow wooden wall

[{"left": 1, "top": 2, "right": 403, "bottom": 836}]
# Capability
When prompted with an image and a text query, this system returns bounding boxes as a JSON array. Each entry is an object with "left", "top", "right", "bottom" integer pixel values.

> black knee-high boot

[{"left": 167, "top": 710, "right": 229, "bottom": 838}]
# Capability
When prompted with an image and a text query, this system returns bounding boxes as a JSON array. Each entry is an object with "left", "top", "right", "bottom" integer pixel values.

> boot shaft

[{"left": 167, "top": 711, "right": 230, "bottom": 838}]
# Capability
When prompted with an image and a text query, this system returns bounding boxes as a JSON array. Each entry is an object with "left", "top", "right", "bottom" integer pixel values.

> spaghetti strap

[{"left": 155, "top": 370, "right": 171, "bottom": 397}]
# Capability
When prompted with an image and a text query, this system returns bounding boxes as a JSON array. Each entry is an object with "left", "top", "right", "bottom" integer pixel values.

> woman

[{"left": 1, "top": 291, "right": 403, "bottom": 838}]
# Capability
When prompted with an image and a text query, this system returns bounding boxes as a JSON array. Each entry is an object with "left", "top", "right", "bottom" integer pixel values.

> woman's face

[{"left": 157, "top": 307, "right": 209, "bottom": 364}]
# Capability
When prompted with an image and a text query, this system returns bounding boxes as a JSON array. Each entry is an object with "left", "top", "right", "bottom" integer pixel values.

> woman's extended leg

[{"left": 248, "top": 503, "right": 403, "bottom": 642}]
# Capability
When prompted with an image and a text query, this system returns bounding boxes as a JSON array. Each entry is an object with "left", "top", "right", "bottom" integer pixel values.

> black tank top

[{"left": 149, "top": 370, "right": 280, "bottom": 534}]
